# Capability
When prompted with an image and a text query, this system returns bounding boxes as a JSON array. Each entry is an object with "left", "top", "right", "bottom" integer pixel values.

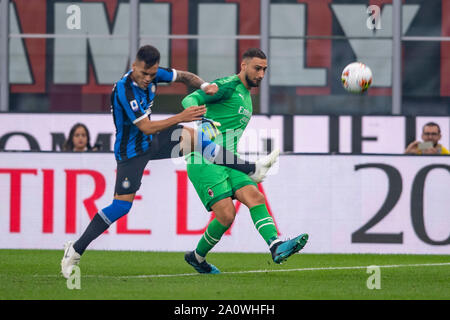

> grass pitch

[{"left": 0, "top": 249, "right": 449, "bottom": 300}]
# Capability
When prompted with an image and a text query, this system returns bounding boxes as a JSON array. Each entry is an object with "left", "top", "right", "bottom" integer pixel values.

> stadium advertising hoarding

[
  {"left": 0, "top": 113, "right": 449, "bottom": 154},
  {"left": 0, "top": 152, "right": 448, "bottom": 254}
]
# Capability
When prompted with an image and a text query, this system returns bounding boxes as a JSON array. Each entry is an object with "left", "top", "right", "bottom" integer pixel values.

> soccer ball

[{"left": 341, "top": 62, "right": 373, "bottom": 93}]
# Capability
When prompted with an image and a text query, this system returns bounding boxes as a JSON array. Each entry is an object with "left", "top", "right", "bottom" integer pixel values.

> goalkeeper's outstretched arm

[{"left": 182, "top": 83, "right": 225, "bottom": 109}]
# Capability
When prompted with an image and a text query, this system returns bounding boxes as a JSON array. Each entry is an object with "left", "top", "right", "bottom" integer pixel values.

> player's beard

[{"left": 246, "top": 75, "right": 261, "bottom": 88}]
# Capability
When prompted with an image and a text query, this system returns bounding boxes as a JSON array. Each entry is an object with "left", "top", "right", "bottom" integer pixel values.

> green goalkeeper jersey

[{"left": 182, "top": 74, "right": 252, "bottom": 153}]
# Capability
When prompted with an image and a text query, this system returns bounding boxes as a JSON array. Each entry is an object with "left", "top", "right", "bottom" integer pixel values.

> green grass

[{"left": 0, "top": 249, "right": 449, "bottom": 300}]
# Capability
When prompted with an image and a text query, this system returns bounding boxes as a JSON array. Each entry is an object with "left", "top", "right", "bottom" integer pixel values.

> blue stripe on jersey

[
  {"left": 113, "top": 89, "right": 150, "bottom": 161},
  {"left": 155, "top": 67, "right": 176, "bottom": 83},
  {"left": 111, "top": 68, "right": 175, "bottom": 161}
]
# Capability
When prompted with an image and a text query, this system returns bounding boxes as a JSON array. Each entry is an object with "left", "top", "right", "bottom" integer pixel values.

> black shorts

[{"left": 114, "top": 125, "right": 184, "bottom": 195}]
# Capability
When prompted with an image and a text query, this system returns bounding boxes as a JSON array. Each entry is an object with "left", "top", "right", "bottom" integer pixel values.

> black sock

[
  {"left": 213, "top": 148, "right": 256, "bottom": 174},
  {"left": 73, "top": 213, "right": 109, "bottom": 255}
]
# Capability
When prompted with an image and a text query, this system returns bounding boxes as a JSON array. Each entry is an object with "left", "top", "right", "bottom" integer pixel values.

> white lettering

[
  {"left": 66, "top": 4, "right": 81, "bottom": 30},
  {"left": 66, "top": 265, "right": 81, "bottom": 290},
  {"left": 366, "top": 266, "right": 381, "bottom": 290},
  {"left": 174, "top": 304, "right": 208, "bottom": 317},
  {"left": 366, "top": 5, "right": 381, "bottom": 30}
]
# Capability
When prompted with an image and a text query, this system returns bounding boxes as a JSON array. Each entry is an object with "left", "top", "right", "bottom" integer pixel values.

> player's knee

[
  {"left": 99, "top": 199, "right": 133, "bottom": 225},
  {"left": 237, "top": 186, "right": 265, "bottom": 207},
  {"left": 212, "top": 199, "right": 236, "bottom": 227},
  {"left": 244, "top": 189, "right": 265, "bottom": 207},
  {"left": 221, "top": 213, "right": 235, "bottom": 227},
  {"left": 252, "top": 190, "right": 266, "bottom": 205},
  {"left": 217, "top": 209, "right": 236, "bottom": 227}
]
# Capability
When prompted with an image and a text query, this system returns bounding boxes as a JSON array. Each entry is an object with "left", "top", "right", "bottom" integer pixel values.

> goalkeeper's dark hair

[
  {"left": 136, "top": 45, "right": 160, "bottom": 68},
  {"left": 242, "top": 48, "right": 266, "bottom": 60}
]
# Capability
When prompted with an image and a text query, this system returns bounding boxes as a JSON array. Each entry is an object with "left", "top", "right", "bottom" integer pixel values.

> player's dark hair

[
  {"left": 423, "top": 122, "right": 441, "bottom": 133},
  {"left": 63, "top": 123, "right": 92, "bottom": 152},
  {"left": 136, "top": 45, "right": 160, "bottom": 68},
  {"left": 242, "top": 48, "right": 266, "bottom": 60}
]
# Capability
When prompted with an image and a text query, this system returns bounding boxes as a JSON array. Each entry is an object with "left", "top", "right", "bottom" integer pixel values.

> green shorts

[{"left": 186, "top": 152, "right": 257, "bottom": 211}]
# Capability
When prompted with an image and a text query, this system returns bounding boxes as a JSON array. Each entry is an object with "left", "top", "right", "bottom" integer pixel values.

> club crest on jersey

[
  {"left": 207, "top": 188, "right": 214, "bottom": 198},
  {"left": 130, "top": 100, "right": 139, "bottom": 112},
  {"left": 122, "top": 178, "right": 131, "bottom": 189}
]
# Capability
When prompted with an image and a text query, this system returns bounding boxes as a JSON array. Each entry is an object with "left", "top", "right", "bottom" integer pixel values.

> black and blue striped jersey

[{"left": 110, "top": 67, "right": 177, "bottom": 161}]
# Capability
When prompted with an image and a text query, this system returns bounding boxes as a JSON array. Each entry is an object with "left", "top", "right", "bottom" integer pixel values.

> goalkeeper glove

[{"left": 199, "top": 117, "right": 221, "bottom": 140}]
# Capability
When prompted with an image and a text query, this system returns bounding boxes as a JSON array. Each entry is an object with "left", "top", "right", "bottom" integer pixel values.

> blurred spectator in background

[
  {"left": 62, "top": 123, "right": 99, "bottom": 152},
  {"left": 405, "top": 122, "right": 449, "bottom": 155}
]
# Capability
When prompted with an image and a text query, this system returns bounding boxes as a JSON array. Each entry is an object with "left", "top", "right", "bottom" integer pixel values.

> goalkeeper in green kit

[{"left": 182, "top": 48, "right": 309, "bottom": 274}]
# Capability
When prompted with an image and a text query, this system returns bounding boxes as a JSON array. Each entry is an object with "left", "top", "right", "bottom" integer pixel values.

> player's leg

[
  {"left": 178, "top": 126, "right": 253, "bottom": 173},
  {"left": 180, "top": 126, "right": 279, "bottom": 182},
  {"left": 194, "top": 198, "right": 235, "bottom": 259},
  {"left": 234, "top": 185, "right": 279, "bottom": 246},
  {"left": 184, "top": 163, "right": 233, "bottom": 274},
  {"left": 232, "top": 176, "right": 308, "bottom": 264},
  {"left": 152, "top": 124, "right": 279, "bottom": 183},
  {"left": 185, "top": 198, "right": 235, "bottom": 274},
  {"left": 152, "top": 124, "right": 254, "bottom": 174},
  {"left": 71, "top": 193, "right": 134, "bottom": 256},
  {"left": 61, "top": 192, "right": 135, "bottom": 279},
  {"left": 61, "top": 154, "right": 149, "bottom": 278}
]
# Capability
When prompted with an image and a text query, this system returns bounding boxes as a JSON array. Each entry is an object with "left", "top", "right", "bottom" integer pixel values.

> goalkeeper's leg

[
  {"left": 235, "top": 185, "right": 308, "bottom": 264},
  {"left": 180, "top": 126, "right": 256, "bottom": 174},
  {"left": 185, "top": 198, "right": 235, "bottom": 274},
  {"left": 234, "top": 185, "right": 279, "bottom": 246}
]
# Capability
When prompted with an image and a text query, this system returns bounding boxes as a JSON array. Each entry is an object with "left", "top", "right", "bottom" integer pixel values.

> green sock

[
  {"left": 250, "top": 204, "right": 278, "bottom": 246},
  {"left": 196, "top": 218, "right": 229, "bottom": 257}
]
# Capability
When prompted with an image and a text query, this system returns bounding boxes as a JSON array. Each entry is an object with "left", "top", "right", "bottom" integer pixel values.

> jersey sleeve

[
  {"left": 154, "top": 67, "right": 177, "bottom": 83},
  {"left": 182, "top": 81, "right": 231, "bottom": 108},
  {"left": 115, "top": 80, "right": 149, "bottom": 124}
]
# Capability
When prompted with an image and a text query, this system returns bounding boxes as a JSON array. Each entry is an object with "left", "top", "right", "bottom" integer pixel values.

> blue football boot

[
  {"left": 184, "top": 251, "right": 220, "bottom": 274},
  {"left": 271, "top": 233, "right": 309, "bottom": 264}
]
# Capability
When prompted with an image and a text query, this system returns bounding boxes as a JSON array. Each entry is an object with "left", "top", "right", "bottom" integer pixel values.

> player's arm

[
  {"left": 134, "top": 106, "right": 206, "bottom": 135},
  {"left": 181, "top": 86, "right": 228, "bottom": 140},
  {"left": 181, "top": 83, "right": 229, "bottom": 109},
  {"left": 115, "top": 80, "right": 206, "bottom": 135},
  {"left": 155, "top": 67, "right": 218, "bottom": 96},
  {"left": 175, "top": 70, "right": 218, "bottom": 95}
]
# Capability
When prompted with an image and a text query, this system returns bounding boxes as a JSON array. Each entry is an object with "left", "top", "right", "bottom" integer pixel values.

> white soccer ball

[{"left": 341, "top": 62, "right": 373, "bottom": 93}]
